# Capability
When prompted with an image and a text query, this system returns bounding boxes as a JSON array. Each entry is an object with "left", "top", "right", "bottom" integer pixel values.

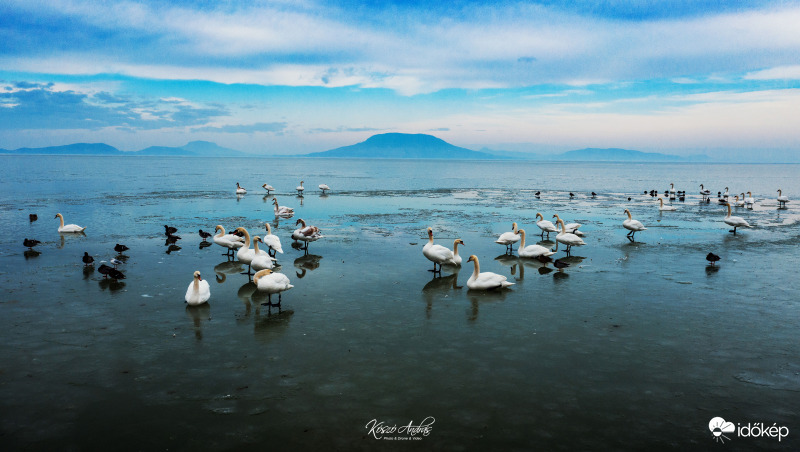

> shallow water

[{"left": 1, "top": 156, "right": 798, "bottom": 451}]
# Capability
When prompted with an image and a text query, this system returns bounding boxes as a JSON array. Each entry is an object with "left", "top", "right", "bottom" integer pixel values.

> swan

[
  {"left": 733, "top": 195, "right": 745, "bottom": 207},
  {"left": 318, "top": 183, "right": 330, "bottom": 194},
  {"left": 623, "top": 209, "right": 646, "bottom": 242},
  {"left": 495, "top": 222, "right": 520, "bottom": 253},
  {"left": 422, "top": 227, "right": 455, "bottom": 274},
  {"left": 669, "top": 183, "right": 676, "bottom": 200},
  {"left": 273, "top": 198, "right": 294, "bottom": 217},
  {"left": 236, "top": 182, "right": 247, "bottom": 194},
  {"left": 555, "top": 219, "right": 586, "bottom": 256},
  {"left": 263, "top": 223, "right": 284, "bottom": 256},
  {"left": 700, "top": 184, "right": 711, "bottom": 199},
  {"left": 54, "top": 213, "right": 86, "bottom": 233},
  {"left": 723, "top": 203, "right": 751, "bottom": 234},
  {"left": 236, "top": 227, "right": 272, "bottom": 275},
  {"left": 261, "top": 183, "right": 274, "bottom": 194},
  {"left": 552, "top": 214, "right": 585, "bottom": 236},
  {"left": 744, "top": 191, "right": 755, "bottom": 209},
  {"left": 535, "top": 212, "right": 557, "bottom": 238},
  {"left": 185, "top": 271, "right": 211, "bottom": 306},
  {"left": 777, "top": 189, "right": 789, "bottom": 209},
  {"left": 451, "top": 239, "right": 465, "bottom": 266},
  {"left": 657, "top": 197, "right": 676, "bottom": 211},
  {"left": 296, "top": 180, "right": 305, "bottom": 195},
  {"left": 253, "top": 269, "right": 293, "bottom": 305},
  {"left": 466, "top": 255, "right": 514, "bottom": 290},
  {"left": 213, "top": 225, "right": 245, "bottom": 256},
  {"left": 723, "top": 187, "right": 729, "bottom": 201},
  {"left": 250, "top": 236, "right": 277, "bottom": 271},
  {"left": 517, "top": 229, "right": 555, "bottom": 259},
  {"left": 291, "top": 219, "right": 322, "bottom": 252}
]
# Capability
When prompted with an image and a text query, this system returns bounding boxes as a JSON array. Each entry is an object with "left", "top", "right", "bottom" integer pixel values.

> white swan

[
  {"left": 261, "top": 183, "right": 274, "bottom": 194},
  {"left": 657, "top": 197, "right": 676, "bottom": 211},
  {"left": 555, "top": 219, "right": 586, "bottom": 255},
  {"left": 700, "top": 184, "right": 711, "bottom": 198},
  {"left": 495, "top": 222, "right": 520, "bottom": 252},
  {"left": 263, "top": 223, "right": 284, "bottom": 256},
  {"left": 777, "top": 189, "right": 790, "bottom": 209},
  {"left": 723, "top": 186, "right": 729, "bottom": 201},
  {"left": 535, "top": 212, "right": 557, "bottom": 238},
  {"left": 296, "top": 180, "right": 305, "bottom": 195},
  {"left": 451, "top": 239, "right": 465, "bottom": 266},
  {"left": 466, "top": 255, "right": 514, "bottom": 290},
  {"left": 213, "top": 225, "right": 245, "bottom": 256},
  {"left": 724, "top": 203, "right": 751, "bottom": 234},
  {"left": 236, "top": 182, "right": 247, "bottom": 194},
  {"left": 185, "top": 271, "right": 211, "bottom": 306},
  {"left": 623, "top": 209, "right": 646, "bottom": 242},
  {"left": 733, "top": 195, "right": 745, "bottom": 207},
  {"left": 54, "top": 213, "right": 86, "bottom": 233},
  {"left": 744, "top": 191, "right": 755, "bottom": 209},
  {"left": 517, "top": 229, "right": 555, "bottom": 259},
  {"left": 318, "top": 183, "right": 330, "bottom": 194},
  {"left": 291, "top": 219, "right": 323, "bottom": 251},
  {"left": 422, "top": 227, "right": 455, "bottom": 273},
  {"left": 236, "top": 227, "right": 271, "bottom": 275},
  {"left": 273, "top": 198, "right": 294, "bottom": 217},
  {"left": 253, "top": 269, "right": 293, "bottom": 305},
  {"left": 552, "top": 214, "right": 585, "bottom": 236},
  {"left": 669, "top": 183, "right": 676, "bottom": 200},
  {"left": 250, "top": 236, "right": 276, "bottom": 271}
]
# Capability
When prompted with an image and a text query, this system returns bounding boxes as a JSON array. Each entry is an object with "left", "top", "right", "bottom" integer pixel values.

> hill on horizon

[
  {"left": 303, "top": 133, "right": 500, "bottom": 159},
  {"left": 0, "top": 141, "right": 246, "bottom": 157}
]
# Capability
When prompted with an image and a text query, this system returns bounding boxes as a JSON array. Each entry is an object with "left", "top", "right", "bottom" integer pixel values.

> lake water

[{"left": 0, "top": 156, "right": 798, "bottom": 451}]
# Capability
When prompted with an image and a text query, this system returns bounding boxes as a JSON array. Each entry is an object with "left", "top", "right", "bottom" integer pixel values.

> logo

[
  {"left": 708, "top": 417, "right": 789, "bottom": 444},
  {"left": 365, "top": 416, "right": 435, "bottom": 440},
  {"left": 709, "top": 417, "right": 735, "bottom": 443}
]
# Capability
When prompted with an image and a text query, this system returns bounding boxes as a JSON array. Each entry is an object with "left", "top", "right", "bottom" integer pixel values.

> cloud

[
  {"left": 194, "top": 122, "right": 288, "bottom": 134},
  {"left": 0, "top": 82, "right": 229, "bottom": 130},
  {"left": 744, "top": 65, "right": 800, "bottom": 80}
]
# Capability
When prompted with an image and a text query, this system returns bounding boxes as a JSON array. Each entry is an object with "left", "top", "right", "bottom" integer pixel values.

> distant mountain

[
  {"left": 304, "top": 133, "right": 501, "bottom": 159},
  {"left": 481, "top": 147, "right": 710, "bottom": 162},
  {"left": 137, "top": 141, "right": 247, "bottom": 156},
  {"left": 0, "top": 140, "right": 247, "bottom": 157},
  {"left": 0, "top": 143, "right": 123, "bottom": 155}
]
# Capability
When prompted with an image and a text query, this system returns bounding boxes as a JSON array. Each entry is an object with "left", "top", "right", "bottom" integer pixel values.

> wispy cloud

[{"left": 195, "top": 122, "right": 288, "bottom": 134}]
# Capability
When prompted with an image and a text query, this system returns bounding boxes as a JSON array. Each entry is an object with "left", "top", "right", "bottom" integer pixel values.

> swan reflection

[
  {"left": 215, "top": 260, "right": 244, "bottom": 283},
  {"left": 186, "top": 303, "right": 211, "bottom": 341},
  {"left": 421, "top": 270, "right": 461, "bottom": 318},
  {"left": 294, "top": 254, "right": 322, "bottom": 278}
]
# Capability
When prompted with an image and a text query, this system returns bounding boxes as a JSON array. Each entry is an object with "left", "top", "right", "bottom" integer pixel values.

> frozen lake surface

[{"left": 1, "top": 156, "right": 798, "bottom": 451}]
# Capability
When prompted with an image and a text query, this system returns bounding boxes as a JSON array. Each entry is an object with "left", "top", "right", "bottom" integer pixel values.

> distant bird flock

[{"left": 22, "top": 181, "right": 791, "bottom": 305}]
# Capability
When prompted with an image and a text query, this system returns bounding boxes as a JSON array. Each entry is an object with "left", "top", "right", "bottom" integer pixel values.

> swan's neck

[
  {"left": 557, "top": 219, "right": 565, "bottom": 233},
  {"left": 726, "top": 204, "right": 732, "bottom": 218},
  {"left": 626, "top": 211, "right": 632, "bottom": 220},
  {"left": 659, "top": 198, "right": 663, "bottom": 206},
  {"left": 453, "top": 240, "right": 460, "bottom": 256},
  {"left": 536, "top": 213, "right": 542, "bottom": 221},
  {"left": 58, "top": 215, "right": 65, "bottom": 228},
  {"left": 193, "top": 277, "right": 200, "bottom": 292},
  {"left": 253, "top": 239, "right": 261, "bottom": 253},
  {"left": 266, "top": 224, "right": 273, "bottom": 235},
  {"left": 778, "top": 189, "right": 782, "bottom": 196},
  {"left": 519, "top": 230, "right": 526, "bottom": 248},
  {"left": 471, "top": 259, "right": 480, "bottom": 279},
  {"left": 215, "top": 227, "right": 225, "bottom": 238},
  {"left": 512, "top": 222, "right": 518, "bottom": 233},
  {"left": 427, "top": 233, "right": 434, "bottom": 245},
  {"left": 241, "top": 230, "right": 251, "bottom": 247}
]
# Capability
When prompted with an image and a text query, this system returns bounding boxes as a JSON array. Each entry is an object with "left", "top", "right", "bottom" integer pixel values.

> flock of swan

[
  {"left": 27, "top": 181, "right": 792, "bottom": 303},
  {"left": 421, "top": 184, "right": 792, "bottom": 290}
]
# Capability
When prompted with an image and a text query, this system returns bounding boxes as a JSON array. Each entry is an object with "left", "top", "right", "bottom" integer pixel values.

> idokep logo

[
  {"left": 709, "top": 417, "right": 736, "bottom": 443},
  {"left": 709, "top": 417, "right": 790, "bottom": 444}
]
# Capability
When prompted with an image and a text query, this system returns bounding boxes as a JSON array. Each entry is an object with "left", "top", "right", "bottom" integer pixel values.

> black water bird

[
  {"left": 569, "top": 192, "right": 575, "bottom": 198},
  {"left": 82, "top": 252, "right": 94, "bottom": 266},
  {"left": 627, "top": 197, "right": 632, "bottom": 201},
  {"left": 98, "top": 264, "right": 113, "bottom": 278},
  {"left": 108, "top": 268, "right": 126, "bottom": 280},
  {"left": 535, "top": 191, "right": 541, "bottom": 197},
  {"left": 591, "top": 192, "right": 597, "bottom": 197},
  {"left": 23, "top": 238, "right": 41, "bottom": 249},
  {"left": 198, "top": 229, "right": 212, "bottom": 241},
  {"left": 553, "top": 259, "right": 570, "bottom": 271},
  {"left": 706, "top": 252, "right": 721, "bottom": 266},
  {"left": 114, "top": 243, "right": 129, "bottom": 254},
  {"left": 29, "top": 214, "right": 38, "bottom": 222},
  {"left": 164, "top": 225, "right": 178, "bottom": 236}
]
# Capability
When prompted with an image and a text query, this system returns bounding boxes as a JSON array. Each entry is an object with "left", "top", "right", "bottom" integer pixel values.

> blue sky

[{"left": 1, "top": 0, "right": 799, "bottom": 159}]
